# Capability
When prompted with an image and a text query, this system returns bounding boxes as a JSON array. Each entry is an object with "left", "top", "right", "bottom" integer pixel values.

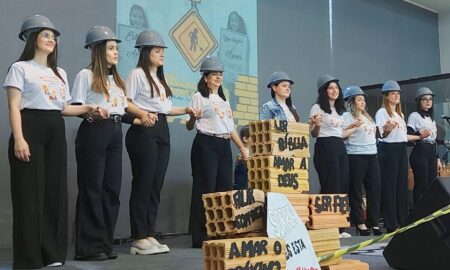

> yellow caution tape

[{"left": 317, "top": 203, "right": 450, "bottom": 262}]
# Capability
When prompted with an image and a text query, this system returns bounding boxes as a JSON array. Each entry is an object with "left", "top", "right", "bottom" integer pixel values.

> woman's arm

[
  {"left": 125, "top": 101, "right": 156, "bottom": 127},
  {"left": 62, "top": 104, "right": 99, "bottom": 116},
  {"left": 231, "top": 130, "right": 249, "bottom": 160},
  {"left": 186, "top": 115, "right": 196, "bottom": 130},
  {"left": 169, "top": 106, "right": 195, "bottom": 116},
  {"left": 7, "top": 87, "right": 30, "bottom": 162}
]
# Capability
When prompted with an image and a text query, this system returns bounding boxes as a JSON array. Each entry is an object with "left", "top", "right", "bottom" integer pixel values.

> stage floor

[{"left": 0, "top": 230, "right": 393, "bottom": 269}]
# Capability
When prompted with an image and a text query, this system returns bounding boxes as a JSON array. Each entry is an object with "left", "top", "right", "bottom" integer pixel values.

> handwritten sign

[
  {"left": 267, "top": 193, "right": 320, "bottom": 270},
  {"left": 218, "top": 28, "right": 249, "bottom": 83},
  {"left": 117, "top": 24, "right": 142, "bottom": 77},
  {"left": 311, "top": 195, "right": 349, "bottom": 215}
]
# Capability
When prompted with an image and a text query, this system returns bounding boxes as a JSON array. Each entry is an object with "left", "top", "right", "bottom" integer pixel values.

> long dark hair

[
  {"left": 136, "top": 46, "right": 172, "bottom": 98},
  {"left": 317, "top": 81, "right": 345, "bottom": 115},
  {"left": 16, "top": 29, "right": 65, "bottom": 84},
  {"left": 89, "top": 41, "right": 126, "bottom": 98},
  {"left": 197, "top": 72, "right": 226, "bottom": 101},
  {"left": 416, "top": 96, "right": 434, "bottom": 121},
  {"left": 270, "top": 82, "right": 299, "bottom": 122}
]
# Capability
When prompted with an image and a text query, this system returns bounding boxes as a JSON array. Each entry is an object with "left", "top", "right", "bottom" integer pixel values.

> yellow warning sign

[{"left": 169, "top": 9, "right": 218, "bottom": 71}]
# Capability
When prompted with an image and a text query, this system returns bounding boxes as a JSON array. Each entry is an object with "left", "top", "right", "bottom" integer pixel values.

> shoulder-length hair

[
  {"left": 136, "top": 46, "right": 172, "bottom": 98},
  {"left": 347, "top": 96, "right": 374, "bottom": 122},
  {"left": 16, "top": 29, "right": 65, "bottom": 84},
  {"left": 382, "top": 93, "right": 403, "bottom": 118},
  {"left": 197, "top": 72, "right": 226, "bottom": 101},
  {"left": 89, "top": 41, "right": 126, "bottom": 97},
  {"left": 316, "top": 81, "right": 345, "bottom": 115},
  {"left": 270, "top": 82, "right": 299, "bottom": 122}
]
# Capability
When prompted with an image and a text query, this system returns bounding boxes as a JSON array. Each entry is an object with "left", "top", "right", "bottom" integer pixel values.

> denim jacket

[{"left": 259, "top": 98, "right": 298, "bottom": 121}]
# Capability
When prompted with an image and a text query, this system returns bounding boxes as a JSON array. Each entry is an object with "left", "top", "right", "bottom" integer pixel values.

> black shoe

[
  {"left": 372, "top": 227, "right": 382, "bottom": 236},
  {"left": 106, "top": 251, "right": 118, "bottom": 260},
  {"left": 74, "top": 252, "right": 108, "bottom": 261},
  {"left": 192, "top": 243, "right": 202, "bottom": 248},
  {"left": 355, "top": 226, "right": 371, "bottom": 236}
]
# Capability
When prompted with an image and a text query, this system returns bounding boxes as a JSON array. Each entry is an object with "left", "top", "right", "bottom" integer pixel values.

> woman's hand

[
  {"left": 437, "top": 159, "right": 443, "bottom": 173},
  {"left": 419, "top": 128, "right": 431, "bottom": 139},
  {"left": 309, "top": 113, "right": 322, "bottom": 127},
  {"left": 87, "top": 105, "right": 108, "bottom": 119},
  {"left": 240, "top": 147, "right": 250, "bottom": 160},
  {"left": 14, "top": 137, "right": 30, "bottom": 162},
  {"left": 349, "top": 117, "right": 362, "bottom": 129}
]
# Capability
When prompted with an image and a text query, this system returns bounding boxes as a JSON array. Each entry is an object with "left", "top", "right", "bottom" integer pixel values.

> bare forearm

[
  {"left": 231, "top": 130, "right": 245, "bottom": 150},
  {"left": 62, "top": 104, "right": 95, "bottom": 116},
  {"left": 169, "top": 106, "right": 188, "bottom": 116},
  {"left": 9, "top": 106, "right": 24, "bottom": 140},
  {"left": 186, "top": 116, "right": 196, "bottom": 130},
  {"left": 126, "top": 102, "right": 147, "bottom": 118}
]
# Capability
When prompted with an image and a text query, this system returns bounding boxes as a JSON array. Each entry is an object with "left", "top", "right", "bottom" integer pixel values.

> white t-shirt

[
  {"left": 279, "top": 102, "right": 296, "bottom": 122},
  {"left": 309, "top": 104, "right": 344, "bottom": 138},
  {"left": 3, "top": 60, "right": 71, "bottom": 110},
  {"left": 343, "top": 112, "right": 377, "bottom": 155},
  {"left": 375, "top": 108, "right": 407, "bottom": 143},
  {"left": 407, "top": 112, "right": 437, "bottom": 142},
  {"left": 190, "top": 92, "right": 235, "bottom": 135},
  {"left": 126, "top": 68, "right": 172, "bottom": 114},
  {"left": 70, "top": 69, "right": 127, "bottom": 115}
]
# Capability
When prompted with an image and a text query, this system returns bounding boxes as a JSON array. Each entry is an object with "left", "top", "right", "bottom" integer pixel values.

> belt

[
  {"left": 415, "top": 141, "right": 436, "bottom": 145},
  {"left": 86, "top": 114, "right": 122, "bottom": 123},
  {"left": 198, "top": 132, "right": 231, "bottom": 139}
]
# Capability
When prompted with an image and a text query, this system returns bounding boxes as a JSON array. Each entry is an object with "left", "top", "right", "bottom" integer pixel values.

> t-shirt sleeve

[
  {"left": 309, "top": 104, "right": 321, "bottom": 119},
  {"left": 375, "top": 109, "right": 389, "bottom": 135},
  {"left": 70, "top": 70, "right": 89, "bottom": 104},
  {"left": 125, "top": 69, "right": 140, "bottom": 101},
  {"left": 342, "top": 113, "right": 352, "bottom": 129},
  {"left": 407, "top": 113, "right": 419, "bottom": 131},
  {"left": 3, "top": 63, "right": 25, "bottom": 92}
]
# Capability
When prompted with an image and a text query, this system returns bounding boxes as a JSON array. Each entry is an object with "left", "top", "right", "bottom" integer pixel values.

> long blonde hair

[
  {"left": 382, "top": 93, "right": 403, "bottom": 118},
  {"left": 348, "top": 96, "right": 373, "bottom": 122}
]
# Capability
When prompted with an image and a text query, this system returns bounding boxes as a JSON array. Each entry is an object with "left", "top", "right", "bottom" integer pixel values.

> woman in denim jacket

[{"left": 260, "top": 71, "right": 299, "bottom": 122}]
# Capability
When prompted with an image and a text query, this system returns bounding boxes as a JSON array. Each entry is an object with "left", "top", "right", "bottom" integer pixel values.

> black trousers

[
  {"left": 378, "top": 142, "right": 408, "bottom": 230},
  {"left": 190, "top": 134, "right": 233, "bottom": 246},
  {"left": 75, "top": 119, "right": 123, "bottom": 257},
  {"left": 313, "top": 137, "right": 349, "bottom": 194},
  {"left": 410, "top": 143, "right": 437, "bottom": 206},
  {"left": 9, "top": 109, "right": 67, "bottom": 269},
  {"left": 126, "top": 114, "right": 170, "bottom": 239},
  {"left": 348, "top": 154, "right": 381, "bottom": 227}
]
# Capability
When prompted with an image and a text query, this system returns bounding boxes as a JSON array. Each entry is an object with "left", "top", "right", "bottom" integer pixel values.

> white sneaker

[
  {"left": 45, "top": 262, "right": 63, "bottom": 267},
  {"left": 130, "top": 239, "right": 161, "bottom": 255},
  {"left": 340, "top": 232, "right": 352, "bottom": 239},
  {"left": 147, "top": 237, "right": 170, "bottom": 253}
]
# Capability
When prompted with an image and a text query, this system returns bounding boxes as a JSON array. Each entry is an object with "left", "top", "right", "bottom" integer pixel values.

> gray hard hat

[
  {"left": 266, "top": 71, "right": 294, "bottom": 88},
  {"left": 381, "top": 80, "right": 401, "bottom": 93},
  {"left": 415, "top": 87, "right": 434, "bottom": 100},
  {"left": 343, "top": 85, "right": 366, "bottom": 101},
  {"left": 200, "top": 56, "right": 224, "bottom": 72},
  {"left": 19, "top": 14, "right": 60, "bottom": 41},
  {"left": 317, "top": 74, "right": 339, "bottom": 91},
  {"left": 84, "top": 26, "right": 121, "bottom": 49},
  {"left": 135, "top": 30, "right": 167, "bottom": 48}
]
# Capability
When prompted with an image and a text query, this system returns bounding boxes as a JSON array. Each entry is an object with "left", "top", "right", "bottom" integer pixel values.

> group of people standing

[
  {"left": 260, "top": 70, "right": 442, "bottom": 238},
  {"left": 4, "top": 14, "right": 442, "bottom": 270}
]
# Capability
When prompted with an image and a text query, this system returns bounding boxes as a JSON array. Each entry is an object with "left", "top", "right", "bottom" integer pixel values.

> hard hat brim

[{"left": 19, "top": 27, "right": 61, "bottom": 41}]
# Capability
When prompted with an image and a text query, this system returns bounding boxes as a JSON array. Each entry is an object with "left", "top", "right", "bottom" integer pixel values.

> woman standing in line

[
  {"left": 126, "top": 29, "right": 196, "bottom": 255},
  {"left": 4, "top": 15, "right": 101, "bottom": 269},
  {"left": 72, "top": 26, "right": 154, "bottom": 261},
  {"left": 375, "top": 80, "right": 421, "bottom": 233},
  {"left": 260, "top": 70, "right": 300, "bottom": 122},
  {"left": 186, "top": 56, "right": 249, "bottom": 248},
  {"left": 407, "top": 87, "right": 442, "bottom": 205},
  {"left": 309, "top": 74, "right": 355, "bottom": 238},
  {"left": 342, "top": 85, "right": 382, "bottom": 236}
]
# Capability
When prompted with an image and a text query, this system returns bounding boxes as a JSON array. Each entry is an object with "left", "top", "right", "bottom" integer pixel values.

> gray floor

[{"left": 0, "top": 231, "right": 394, "bottom": 270}]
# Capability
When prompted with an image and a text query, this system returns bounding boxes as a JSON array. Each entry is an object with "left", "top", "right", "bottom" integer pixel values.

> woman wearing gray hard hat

[
  {"left": 186, "top": 56, "right": 249, "bottom": 248},
  {"left": 309, "top": 74, "right": 351, "bottom": 238},
  {"left": 407, "top": 87, "right": 442, "bottom": 206},
  {"left": 4, "top": 15, "right": 101, "bottom": 269},
  {"left": 375, "top": 80, "right": 416, "bottom": 233},
  {"left": 342, "top": 86, "right": 382, "bottom": 236},
  {"left": 260, "top": 71, "right": 300, "bottom": 122},
  {"left": 125, "top": 29, "right": 196, "bottom": 255}
]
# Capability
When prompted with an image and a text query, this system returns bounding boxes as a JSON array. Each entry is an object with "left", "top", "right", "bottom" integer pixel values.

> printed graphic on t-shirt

[
  {"left": 40, "top": 75, "right": 65, "bottom": 103},
  {"left": 362, "top": 123, "right": 376, "bottom": 135},
  {"left": 327, "top": 115, "right": 344, "bottom": 128},
  {"left": 107, "top": 87, "right": 127, "bottom": 114},
  {"left": 212, "top": 100, "right": 233, "bottom": 119}
]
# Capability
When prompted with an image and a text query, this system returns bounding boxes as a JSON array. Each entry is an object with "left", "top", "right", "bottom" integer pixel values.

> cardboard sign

[{"left": 267, "top": 193, "right": 320, "bottom": 270}]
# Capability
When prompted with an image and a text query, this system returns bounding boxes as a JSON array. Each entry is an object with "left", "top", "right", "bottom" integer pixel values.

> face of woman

[
  {"left": 130, "top": 8, "right": 146, "bottom": 28},
  {"left": 386, "top": 91, "right": 401, "bottom": 105},
  {"left": 354, "top": 95, "right": 366, "bottom": 112},
  {"left": 326, "top": 82, "right": 340, "bottom": 101},
  {"left": 420, "top": 94, "right": 433, "bottom": 111},
  {"left": 205, "top": 71, "right": 223, "bottom": 90},
  {"left": 36, "top": 29, "right": 57, "bottom": 55},
  {"left": 149, "top": 47, "right": 164, "bottom": 68},
  {"left": 105, "top": 40, "right": 119, "bottom": 67},
  {"left": 273, "top": 81, "right": 291, "bottom": 100},
  {"left": 229, "top": 13, "right": 240, "bottom": 32}
]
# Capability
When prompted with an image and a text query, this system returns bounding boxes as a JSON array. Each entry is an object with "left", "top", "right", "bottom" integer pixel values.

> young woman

[
  {"left": 375, "top": 80, "right": 420, "bottom": 233},
  {"left": 260, "top": 70, "right": 300, "bottom": 122},
  {"left": 126, "top": 29, "right": 195, "bottom": 255},
  {"left": 4, "top": 15, "right": 100, "bottom": 269},
  {"left": 187, "top": 56, "right": 249, "bottom": 248},
  {"left": 72, "top": 26, "right": 153, "bottom": 261},
  {"left": 342, "top": 86, "right": 382, "bottom": 236},
  {"left": 407, "top": 87, "right": 442, "bottom": 205},
  {"left": 309, "top": 74, "right": 353, "bottom": 238}
]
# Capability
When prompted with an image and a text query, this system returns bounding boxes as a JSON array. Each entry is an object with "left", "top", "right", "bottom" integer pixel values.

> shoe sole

[{"left": 130, "top": 247, "right": 162, "bottom": 255}]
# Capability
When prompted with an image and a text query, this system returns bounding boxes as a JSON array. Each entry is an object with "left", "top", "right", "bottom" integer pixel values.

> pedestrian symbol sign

[{"left": 170, "top": 9, "right": 218, "bottom": 71}]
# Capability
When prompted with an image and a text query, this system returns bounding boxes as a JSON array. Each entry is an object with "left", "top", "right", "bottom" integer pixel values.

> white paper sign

[{"left": 267, "top": 192, "right": 320, "bottom": 270}]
